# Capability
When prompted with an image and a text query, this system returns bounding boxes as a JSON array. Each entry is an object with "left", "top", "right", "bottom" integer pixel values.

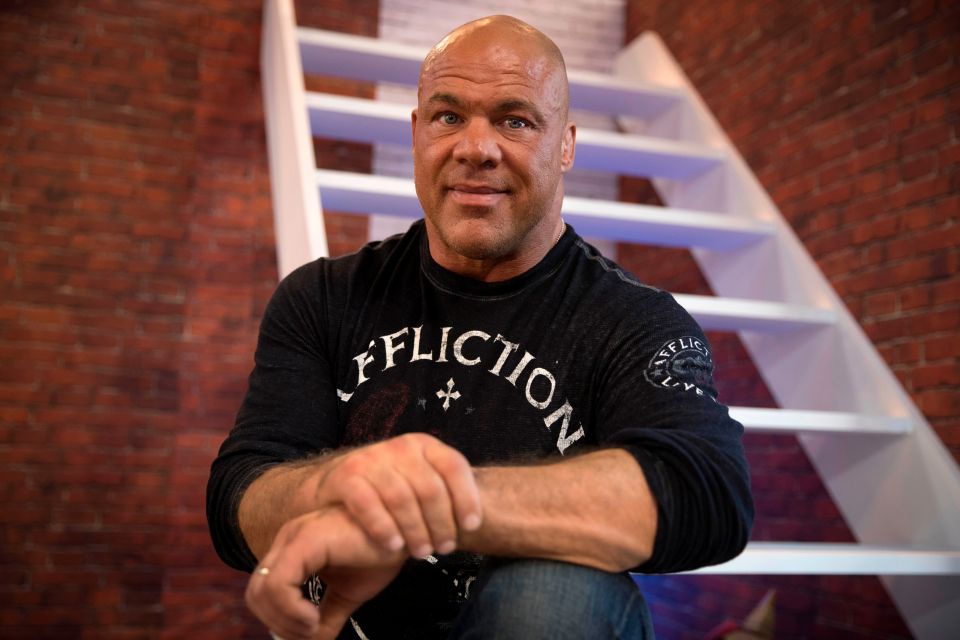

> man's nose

[{"left": 452, "top": 119, "right": 502, "bottom": 168}]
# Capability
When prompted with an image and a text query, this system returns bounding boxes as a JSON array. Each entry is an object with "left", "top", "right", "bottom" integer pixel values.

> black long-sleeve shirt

[{"left": 207, "top": 221, "right": 753, "bottom": 636}]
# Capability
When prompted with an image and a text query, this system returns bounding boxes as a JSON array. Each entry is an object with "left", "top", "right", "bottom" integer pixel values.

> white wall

[{"left": 369, "top": 0, "right": 626, "bottom": 251}]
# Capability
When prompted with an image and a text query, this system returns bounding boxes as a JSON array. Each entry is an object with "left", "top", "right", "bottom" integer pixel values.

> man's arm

[
  {"left": 238, "top": 460, "right": 330, "bottom": 561},
  {"left": 463, "top": 448, "right": 657, "bottom": 572},
  {"left": 238, "top": 438, "right": 653, "bottom": 571}
]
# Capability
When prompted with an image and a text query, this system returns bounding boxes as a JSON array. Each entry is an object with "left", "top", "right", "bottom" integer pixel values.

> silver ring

[
  {"left": 257, "top": 566, "right": 270, "bottom": 576},
  {"left": 270, "top": 633, "right": 286, "bottom": 640}
]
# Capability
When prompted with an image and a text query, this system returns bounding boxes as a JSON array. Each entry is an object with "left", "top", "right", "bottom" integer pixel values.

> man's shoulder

[
  {"left": 263, "top": 222, "right": 423, "bottom": 327},
  {"left": 565, "top": 235, "right": 668, "bottom": 305},
  {"left": 559, "top": 234, "right": 704, "bottom": 338}
]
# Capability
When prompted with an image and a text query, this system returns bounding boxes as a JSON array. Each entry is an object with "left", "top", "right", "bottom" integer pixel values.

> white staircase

[{"left": 260, "top": 1, "right": 960, "bottom": 637}]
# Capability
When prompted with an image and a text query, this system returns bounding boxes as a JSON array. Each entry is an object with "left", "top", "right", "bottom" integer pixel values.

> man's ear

[
  {"left": 561, "top": 122, "right": 576, "bottom": 172},
  {"left": 410, "top": 109, "right": 418, "bottom": 149}
]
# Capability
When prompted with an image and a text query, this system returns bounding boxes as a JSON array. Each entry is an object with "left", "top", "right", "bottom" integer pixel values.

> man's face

[{"left": 412, "top": 32, "right": 575, "bottom": 274}]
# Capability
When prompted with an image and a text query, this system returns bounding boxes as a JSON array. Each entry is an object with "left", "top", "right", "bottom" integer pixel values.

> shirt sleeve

[
  {"left": 206, "top": 261, "right": 341, "bottom": 572},
  {"left": 595, "top": 290, "right": 754, "bottom": 574}
]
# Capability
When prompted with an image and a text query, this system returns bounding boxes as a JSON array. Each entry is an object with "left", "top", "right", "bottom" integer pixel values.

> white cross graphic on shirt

[{"left": 436, "top": 378, "right": 461, "bottom": 412}]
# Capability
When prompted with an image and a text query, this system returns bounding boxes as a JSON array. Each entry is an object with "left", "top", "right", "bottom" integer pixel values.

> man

[{"left": 207, "top": 15, "right": 753, "bottom": 640}]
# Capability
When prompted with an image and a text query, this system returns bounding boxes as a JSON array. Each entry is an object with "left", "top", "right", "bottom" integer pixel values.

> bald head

[{"left": 419, "top": 15, "right": 569, "bottom": 117}]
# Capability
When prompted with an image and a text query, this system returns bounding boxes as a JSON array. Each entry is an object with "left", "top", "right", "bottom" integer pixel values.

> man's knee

[{"left": 450, "top": 558, "right": 654, "bottom": 639}]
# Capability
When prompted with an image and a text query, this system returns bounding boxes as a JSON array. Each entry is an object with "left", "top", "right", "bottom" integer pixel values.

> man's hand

[
  {"left": 313, "top": 433, "right": 482, "bottom": 558},
  {"left": 239, "top": 433, "right": 483, "bottom": 561},
  {"left": 245, "top": 507, "right": 405, "bottom": 640},
  {"left": 241, "top": 434, "right": 483, "bottom": 639}
]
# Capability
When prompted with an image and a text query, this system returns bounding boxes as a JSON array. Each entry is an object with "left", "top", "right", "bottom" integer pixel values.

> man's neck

[{"left": 426, "top": 216, "right": 566, "bottom": 283}]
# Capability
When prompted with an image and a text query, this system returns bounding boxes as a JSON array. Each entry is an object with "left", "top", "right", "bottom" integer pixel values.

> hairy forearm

[
  {"left": 238, "top": 455, "right": 339, "bottom": 560},
  {"left": 459, "top": 448, "right": 657, "bottom": 573}
]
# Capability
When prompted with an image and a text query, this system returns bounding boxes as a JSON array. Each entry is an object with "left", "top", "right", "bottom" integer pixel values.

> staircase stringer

[
  {"left": 615, "top": 31, "right": 960, "bottom": 639},
  {"left": 262, "top": 0, "right": 328, "bottom": 278}
]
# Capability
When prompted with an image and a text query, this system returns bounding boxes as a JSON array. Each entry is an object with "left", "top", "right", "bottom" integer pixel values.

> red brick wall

[
  {"left": 0, "top": 0, "right": 375, "bottom": 637},
  {"left": 623, "top": 0, "right": 957, "bottom": 638}
]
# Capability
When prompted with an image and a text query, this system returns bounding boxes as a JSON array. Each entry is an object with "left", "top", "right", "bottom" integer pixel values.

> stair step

[
  {"left": 298, "top": 27, "right": 683, "bottom": 117},
  {"left": 306, "top": 92, "right": 723, "bottom": 180},
  {"left": 684, "top": 543, "right": 960, "bottom": 575},
  {"left": 730, "top": 407, "right": 911, "bottom": 435},
  {"left": 673, "top": 294, "right": 836, "bottom": 333},
  {"left": 563, "top": 196, "right": 771, "bottom": 250},
  {"left": 314, "top": 169, "right": 771, "bottom": 251}
]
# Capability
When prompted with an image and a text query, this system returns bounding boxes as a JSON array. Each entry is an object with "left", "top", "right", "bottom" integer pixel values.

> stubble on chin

[{"left": 435, "top": 218, "right": 514, "bottom": 261}]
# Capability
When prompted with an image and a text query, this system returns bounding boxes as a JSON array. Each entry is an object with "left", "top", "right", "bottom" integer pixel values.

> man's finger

[
  {"left": 245, "top": 564, "right": 319, "bottom": 640},
  {"left": 405, "top": 462, "right": 458, "bottom": 554},
  {"left": 247, "top": 521, "right": 329, "bottom": 639},
  {"left": 340, "top": 475, "right": 404, "bottom": 551},
  {"left": 322, "top": 434, "right": 479, "bottom": 558},
  {"left": 373, "top": 467, "right": 435, "bottom": 557},
  {"left": 423, "top": 442, "right": 483, "bottom": 533}
]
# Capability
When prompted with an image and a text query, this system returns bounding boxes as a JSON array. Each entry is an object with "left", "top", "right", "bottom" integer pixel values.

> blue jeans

[
  {"left": 448, "top": 558, "right": 654, "bottom": 639},
  {"left": 337, "top": 558, "right": 655, "bottom": 639}
]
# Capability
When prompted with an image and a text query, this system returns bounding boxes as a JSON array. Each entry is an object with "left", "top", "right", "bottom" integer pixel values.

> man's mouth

[{"left": 447, "top": 183, "right": 508, "bottom": 207}]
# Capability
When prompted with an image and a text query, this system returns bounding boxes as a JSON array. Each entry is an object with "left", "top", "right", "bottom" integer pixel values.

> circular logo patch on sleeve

[{"left": 644, "top": 336, "right": 714, "bottom": 397}]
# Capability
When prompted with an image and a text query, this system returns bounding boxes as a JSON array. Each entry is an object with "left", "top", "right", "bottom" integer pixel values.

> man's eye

[
  {"left": 439, "top": 113, "right": 459, "bottom": 125},
  {"left": 504, "top": 118, "right": 529, "bottom": 129}
]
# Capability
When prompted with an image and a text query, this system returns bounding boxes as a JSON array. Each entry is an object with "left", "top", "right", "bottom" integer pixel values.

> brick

[
  {"left": 939, "top": 142, "right": 960, "bottom": 166},
  {"left": 900, "top": 122, "right": 954, "bottom": 157},
  {"left": 924, "top": 334, "right": 960, "bottom": 360},
  {"left": 932, "top": 279, "right": 960, "bottom": 305},
  {"left": 900, "top": 151, "right": 938, "bottom": 181},
  {"left": 901, "top": 65, "right": 956, "bottom": 104},
  {"left": 912, "top": 362, "right": 960, "bottom": 389},
  {"left": 899, "top": 283, "right": 933, "bottom": 311},
  {"left": 933, "top": 195, "right": 959, "bottom": 223},
  {"left": 774, "top": 173, "right": 817, "bottom": 202},
  {"left": 863, "top": 291, "right": 898, "bottom": 317},
  {"left": 887, "top": 174, "right": 952, "bottom": 209},
  {"left": 851, "top": 121, "right": 888, "bottom": 149},
  {"left": 918, "top": 390, "right": 960, "bottom": 418},
  {"left": 851, "top": 142, "right": 898, "bottom": 173},
  {"left": 915, "top": 95, "right": 949, "bottom": 124}
]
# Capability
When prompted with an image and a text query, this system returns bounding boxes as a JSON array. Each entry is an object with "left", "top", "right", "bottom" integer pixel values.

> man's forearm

[
  {"left": 238, "top": 456, "right": 336, "bottom": 560},
  {"left": 459, "top": 448, "right": 657, "bottom": 573}
]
